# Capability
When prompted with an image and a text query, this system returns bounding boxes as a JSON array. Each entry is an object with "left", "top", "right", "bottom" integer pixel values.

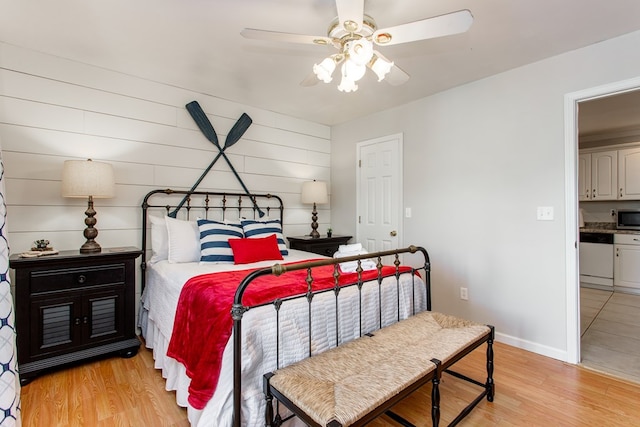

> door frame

[
  {"left": 564, "top": 76, "right": 640, "bottom": 364},
  {"left": 355, "top": 133, "right": 404, "bottom": 249}
]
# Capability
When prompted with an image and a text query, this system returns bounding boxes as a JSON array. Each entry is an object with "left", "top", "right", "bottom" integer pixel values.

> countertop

[{"left": 580, "top": 222, "right": 640, "bottom": 235}]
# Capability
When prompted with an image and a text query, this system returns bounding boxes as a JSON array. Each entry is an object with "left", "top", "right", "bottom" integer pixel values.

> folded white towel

[
  {"left": 338, "top": 243, "right": 362, "bottom": 253},
  {"left": 333, "top": 248, "right": 377, "bottom": 273}
]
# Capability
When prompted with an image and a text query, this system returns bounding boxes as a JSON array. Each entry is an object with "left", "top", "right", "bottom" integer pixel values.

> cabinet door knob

[
  {"left": 390, "top": 230, "right": 397, "bottom": 237},
  {"left": 77, "top": 275, "right": 86, "bottom": 284},
  {"left": 74, "top": 317, "right": 81, "bottom": 325}
]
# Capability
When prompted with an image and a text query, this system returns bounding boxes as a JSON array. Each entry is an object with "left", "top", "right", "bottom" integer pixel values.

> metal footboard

[{"left": 231, "top": 245, "right": 431, "bottom": 427}]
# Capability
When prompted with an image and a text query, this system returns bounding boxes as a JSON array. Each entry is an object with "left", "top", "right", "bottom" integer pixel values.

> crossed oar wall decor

[{"left": 170, "top": 101, "right": 265, "bottom": 217}]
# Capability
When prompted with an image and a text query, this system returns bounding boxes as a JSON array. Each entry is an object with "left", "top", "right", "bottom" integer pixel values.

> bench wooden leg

[
  {"left": 430, "top": 358, "right": 442, "bottom": 427},
  {"left": 486, "top": 325, "right": 495, "bottom": 402}
]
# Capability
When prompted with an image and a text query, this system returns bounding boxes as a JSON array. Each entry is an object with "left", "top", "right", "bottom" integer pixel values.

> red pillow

[{"left": 228, "top": 234, "right": 284, "bottom": 264}]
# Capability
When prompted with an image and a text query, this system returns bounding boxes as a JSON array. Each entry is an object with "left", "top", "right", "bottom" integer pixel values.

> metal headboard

[{"left": 140, "top": 188, "right": 284, "bottom": 289}]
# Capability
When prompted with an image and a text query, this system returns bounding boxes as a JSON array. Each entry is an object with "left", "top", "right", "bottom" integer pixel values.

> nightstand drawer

[{"left": 30, "top": 264, "right": 126, "bottom": 294}]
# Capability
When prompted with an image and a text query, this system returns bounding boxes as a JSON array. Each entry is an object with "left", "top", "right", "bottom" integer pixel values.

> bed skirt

[{"left": 139, "top": 307, "right": 204, "bottom": 426}]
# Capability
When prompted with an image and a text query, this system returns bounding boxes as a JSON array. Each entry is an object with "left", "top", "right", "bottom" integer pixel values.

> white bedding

[{"left": 140, "top": 248, "right": 427, "bottom": 427}]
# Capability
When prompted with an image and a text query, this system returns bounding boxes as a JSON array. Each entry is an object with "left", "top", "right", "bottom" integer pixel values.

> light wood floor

[
  {"left": 20, "top": 339, "right": 640, "bottom": 426},
  {"left": 580, "top": 288, "right": 640, "bottom": 383}
]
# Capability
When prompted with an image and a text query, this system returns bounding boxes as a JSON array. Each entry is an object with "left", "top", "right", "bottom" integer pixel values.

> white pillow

[
  {"left": 240, "top": 219, "right": 289, "bottom": 256},
  {"left": 166, "top": 216, "right": 201, "bottom": 263},
  {"left": 148, "top": 215, "right": 169, "bottom": 264}
]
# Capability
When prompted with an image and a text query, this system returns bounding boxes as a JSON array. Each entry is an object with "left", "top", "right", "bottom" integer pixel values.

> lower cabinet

[
  {"left": 614, "top": 234, "right": 640, "bottom": 291},
  {"left": 10, "top": 247, "right": 142, "bottom": 384}
]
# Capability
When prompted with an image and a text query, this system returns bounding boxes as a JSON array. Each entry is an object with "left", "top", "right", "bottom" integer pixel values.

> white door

[{"left": 356, "top": 134, "right": 403, "bottom": 253}]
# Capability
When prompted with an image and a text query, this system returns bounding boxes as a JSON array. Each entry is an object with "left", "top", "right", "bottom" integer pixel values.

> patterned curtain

[{"left": 0, "top": 143, "right": 21, "bottom": 425}]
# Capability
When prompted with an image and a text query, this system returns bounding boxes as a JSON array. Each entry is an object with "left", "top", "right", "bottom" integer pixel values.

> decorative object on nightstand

[
  {"left": 301, "top": 180, "right": 328, "bottom": 238},
  {"left": 287, "top": 235, "right": 352, "bottom": 257},
  {"left": 9, "top": 247, "right": 142, "bottom": 385},
  {"left": 327, "top": 228, "right": 332, "bottom": 238},
  {"left": 62, "top": 159, "right": 115, "bottom": 253}
]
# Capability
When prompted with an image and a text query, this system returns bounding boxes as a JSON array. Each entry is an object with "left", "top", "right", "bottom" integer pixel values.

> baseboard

[{"left": 495, "top": 331, "right": 569, "bottom": 362}]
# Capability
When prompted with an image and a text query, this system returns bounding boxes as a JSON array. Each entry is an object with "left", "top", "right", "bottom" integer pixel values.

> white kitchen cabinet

[
  {"left": 614, "top": 234, "right": 640, "bottom": 291},
  {"left": 580, "top": 150, "right": 617, "bottom": 201},
  {"left": 618, "top": 147, "right": 640, "bottom": 199},
  {"left": 578, "top": 153, "right": 592, "bottom": 201}
]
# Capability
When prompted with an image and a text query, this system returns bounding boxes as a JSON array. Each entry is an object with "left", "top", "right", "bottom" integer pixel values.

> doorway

[{"left": 565, "top": 76, "right": 640, "bottom": 365}]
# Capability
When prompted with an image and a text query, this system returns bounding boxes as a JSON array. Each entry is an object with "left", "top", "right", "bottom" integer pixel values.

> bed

[{"left": 138, "top": 189, "right": 431, "bottom": 426}]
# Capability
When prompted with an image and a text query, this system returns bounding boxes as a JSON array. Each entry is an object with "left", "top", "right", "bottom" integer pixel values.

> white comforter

[{"left": 140, "top": 249, "right": 427, "bottom": 426}]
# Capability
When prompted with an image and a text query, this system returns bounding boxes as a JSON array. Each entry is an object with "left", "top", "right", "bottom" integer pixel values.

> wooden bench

[{"left": 263, "top": 311, "right": 494, "bottom": 427}]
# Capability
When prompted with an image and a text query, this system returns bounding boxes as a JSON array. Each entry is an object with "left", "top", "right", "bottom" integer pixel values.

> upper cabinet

[
  {"left": 618, "top": 147, "right": 640, "bottom": 199},
  {"left": 579, "top": 150, "right": 618, "bottom": 201},
  {"left": 579, "top": 145, "right": 640, "bottom": 201}
]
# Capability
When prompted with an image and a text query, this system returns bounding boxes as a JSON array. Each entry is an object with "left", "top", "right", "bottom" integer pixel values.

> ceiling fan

[{"left": 240, "top": 0, "right": 473, "bottom": 93}]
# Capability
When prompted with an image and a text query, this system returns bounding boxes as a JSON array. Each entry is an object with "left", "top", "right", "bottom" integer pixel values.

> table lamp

[
  {"left": 301, "top": 180, "right": 328, "bottom": 238},
  {"left": 61, "top": 159, "right": 115, "bottom": 253}
]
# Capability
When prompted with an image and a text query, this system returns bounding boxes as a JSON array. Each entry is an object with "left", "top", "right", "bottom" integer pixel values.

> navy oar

[{"left": 170, "top": 101, "right": 264, "bottom": 217}]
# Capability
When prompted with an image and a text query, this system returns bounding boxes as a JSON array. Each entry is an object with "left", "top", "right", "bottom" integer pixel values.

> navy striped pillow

[
  {"left": 197, "top": 219, "right": 244, "bottom": 263},
  {"left": 240, "top": 219, "right": 289, "bottom": 256}
]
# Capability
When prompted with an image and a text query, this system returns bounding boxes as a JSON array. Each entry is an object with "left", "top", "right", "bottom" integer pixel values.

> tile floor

[{"left": 580, "top": 287, "right": 640, "bottom": 383}]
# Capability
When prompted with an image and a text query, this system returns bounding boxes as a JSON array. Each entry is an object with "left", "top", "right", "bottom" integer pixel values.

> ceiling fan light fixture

[
  {"left": 313, "top": 56, "right": 338, "bottom": 83},
  {"left": 347, "top": 38, "right": 373, "bottom": 66},
  {"left": 337, "top": 63, "right": 359, "bottom": 92},
  {"left": 370, "top": 54, "right": 394, "bottom": 81},
  {"left": 337, "top": 75, "right": 358, "bottom": 93},
  {"left": 344, "top": 58, "right": 367, "bottom": 82}
]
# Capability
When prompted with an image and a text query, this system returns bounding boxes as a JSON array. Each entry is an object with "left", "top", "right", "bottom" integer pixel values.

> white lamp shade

[
  {"left": 61, "top": 159, "right": 115, "bottom": 198},
  {"left": 370, "top": 54, "right": 394, "bottom": 81},
  {"left": 301, "top": 181, "right": 328, "bottom": 204},
  {"left": 313, "top": 57, "right": 336, "bottom": 83}
]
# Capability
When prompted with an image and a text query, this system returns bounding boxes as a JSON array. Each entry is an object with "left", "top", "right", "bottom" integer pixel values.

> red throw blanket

[{"left": 167, "top": 262, "right": 412, "bottom": 410}]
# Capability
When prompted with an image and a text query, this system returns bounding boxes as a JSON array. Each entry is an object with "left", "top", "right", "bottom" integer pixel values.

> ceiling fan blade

[
  {"left": 385, "top": 64, "right": 410, "bottom": 86},
  {"left": 241, "top": 28, "right": 332, "bottom": 46},
  {"left": 372, "top": 9, "right": 473, "bottom": 46},
  {"left": 335, "top": 0, "right": 364, "bottom": 33},
  {"left": 300, "top": 72, "right": 319, "bottom": 87}
]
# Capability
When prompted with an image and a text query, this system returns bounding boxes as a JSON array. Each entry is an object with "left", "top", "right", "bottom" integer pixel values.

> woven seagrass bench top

[{"left": 268, "top": 311, "right": 490, "bottom": 426}]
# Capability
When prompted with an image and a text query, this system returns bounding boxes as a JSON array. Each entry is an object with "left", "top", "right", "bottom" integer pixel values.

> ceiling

[{"left": 2, "top": 0, "right": 640, "bottom": 126}]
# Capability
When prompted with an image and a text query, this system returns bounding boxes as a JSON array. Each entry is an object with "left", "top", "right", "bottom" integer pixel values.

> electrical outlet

[
  {"left": 611, "top": 209, "right": 616, "bottom": 216},
  {"left": 460, "top": 287, "right": 468, "bottom": 300}
]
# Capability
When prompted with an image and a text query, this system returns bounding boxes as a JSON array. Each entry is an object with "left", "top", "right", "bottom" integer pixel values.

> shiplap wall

[{"left": 0, "top": 41, "right": 331, "bottom": 300}]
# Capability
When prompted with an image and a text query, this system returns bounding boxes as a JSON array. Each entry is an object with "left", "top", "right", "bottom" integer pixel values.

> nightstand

[
  {"left": 9, "top": 247, "right": 142, "bottom": 385},
  {"left": 287, "top": 235, "right": 352, "bottom": 257}
]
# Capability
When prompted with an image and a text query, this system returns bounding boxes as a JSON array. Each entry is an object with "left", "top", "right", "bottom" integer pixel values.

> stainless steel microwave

[{"left": 617, "top": 209, "right": 640, "bottom": 230}]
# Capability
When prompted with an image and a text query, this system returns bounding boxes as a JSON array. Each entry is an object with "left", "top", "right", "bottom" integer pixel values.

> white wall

[
  {"left": 0, "top": 42, "right": 331, "bottom": 302},
  {"left": 331, "top": 30, "right": 640, "bottom": 360}
]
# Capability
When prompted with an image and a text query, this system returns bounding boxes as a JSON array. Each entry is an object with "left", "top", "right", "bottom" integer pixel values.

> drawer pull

[{"left": 77, "top": 275, "right": 87, "bottom": 284}]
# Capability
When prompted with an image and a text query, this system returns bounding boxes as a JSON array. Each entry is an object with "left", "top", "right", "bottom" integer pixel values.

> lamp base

[
  {"left": 80, "top": 240, "right": 102, "bottom": 253},
  {"left": 80, "top": 195, "right": 102, "bottom": 253},
  {"left": 309, "top": 202, "right": 320, "bottom": 239}
]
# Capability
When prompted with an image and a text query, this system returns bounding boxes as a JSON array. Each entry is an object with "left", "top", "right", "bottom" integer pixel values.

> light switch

[
  {"left": 536, "top": 206, "right": 554, "bottom": 221},
  {"left": 405, "top": 207, "right": 412, "bottom": 218}
]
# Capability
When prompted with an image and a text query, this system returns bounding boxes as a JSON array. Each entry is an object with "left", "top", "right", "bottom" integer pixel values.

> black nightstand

[
  {"left": 287, "top": 235, "right": 352, "bottom": 257},
  {"left": 9, "top": 247, "right": 142, "bottom": 384}
]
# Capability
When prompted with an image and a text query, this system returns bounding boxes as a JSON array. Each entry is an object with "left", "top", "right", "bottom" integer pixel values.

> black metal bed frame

[{"left": 140, "top": 189, "right": 434, "bottom": 427}]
